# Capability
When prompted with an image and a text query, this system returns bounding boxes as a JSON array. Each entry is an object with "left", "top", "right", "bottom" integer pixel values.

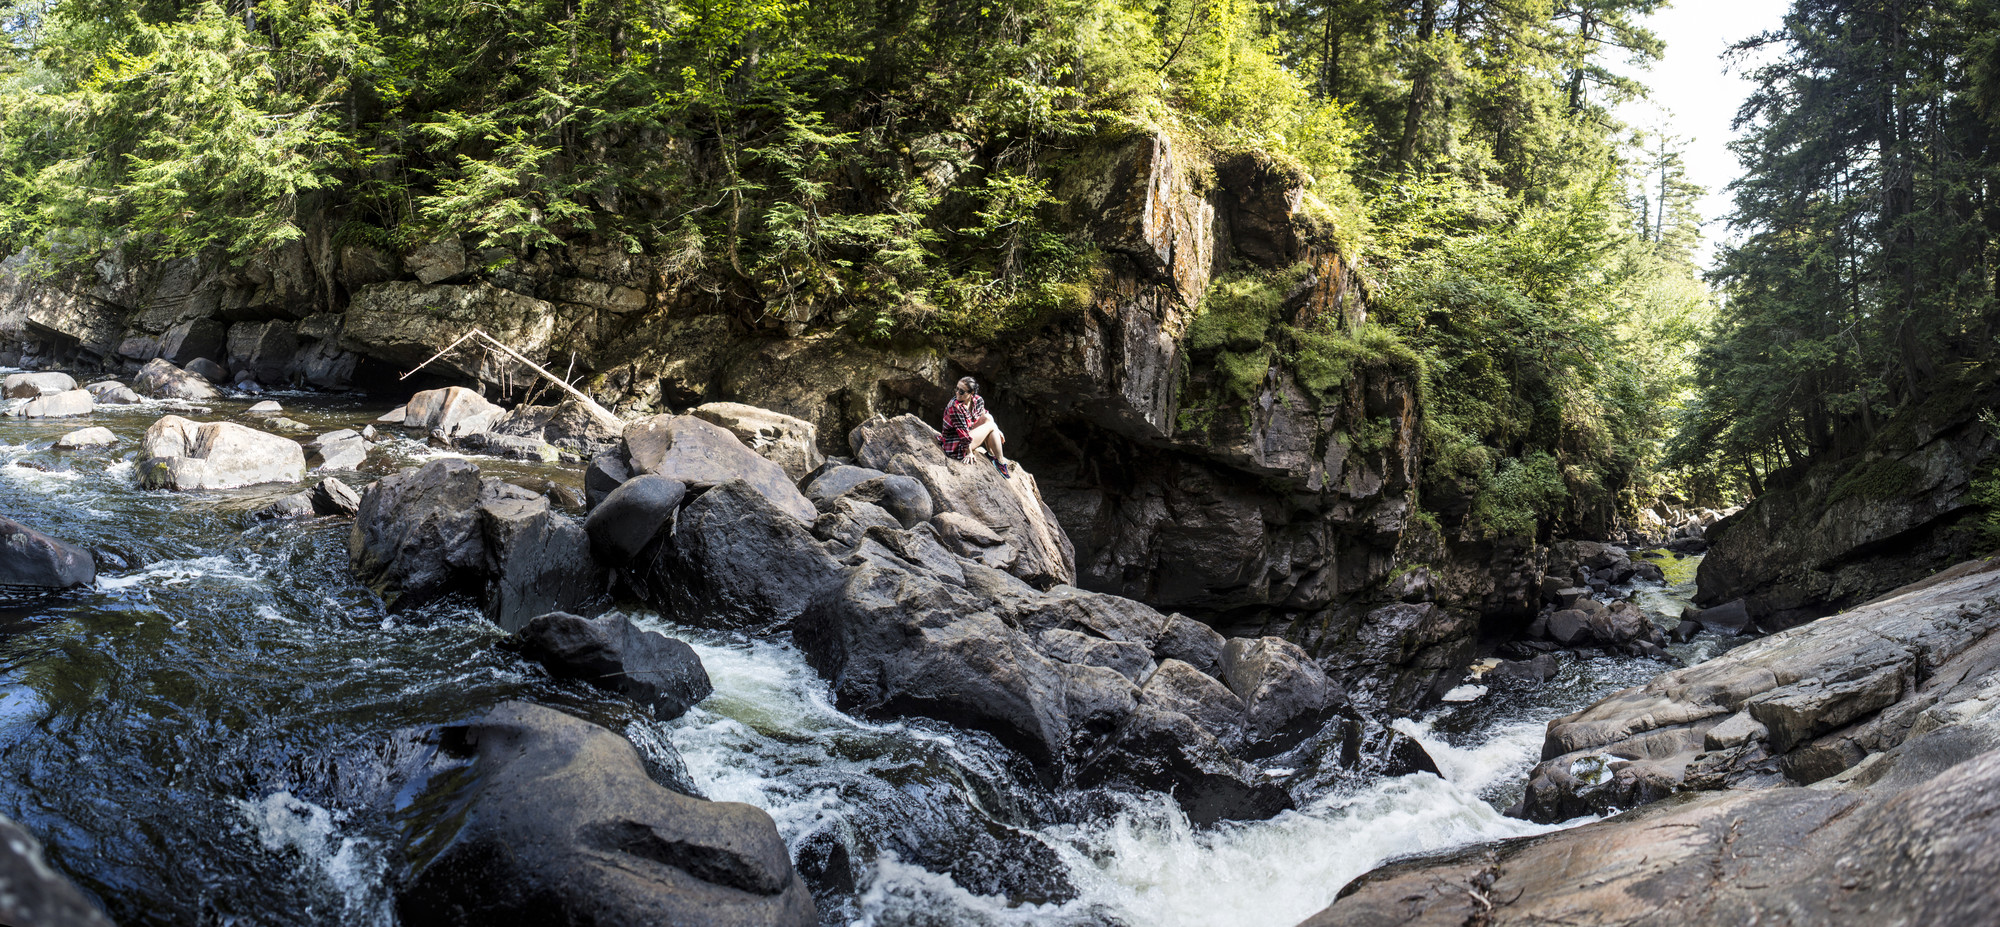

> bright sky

[{"left": 1615, "top": 0, "right": 1794, "bottom": 267}]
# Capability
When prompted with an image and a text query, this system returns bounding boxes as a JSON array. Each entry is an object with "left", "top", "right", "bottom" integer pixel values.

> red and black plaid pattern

[{"left": 939, "top": 395, "right": 984, "bottom": 459}]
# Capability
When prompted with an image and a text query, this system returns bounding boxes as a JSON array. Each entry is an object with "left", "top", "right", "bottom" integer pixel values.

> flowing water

[{"left": 0, "top": 370, "right": 1734, "bottom": 927}]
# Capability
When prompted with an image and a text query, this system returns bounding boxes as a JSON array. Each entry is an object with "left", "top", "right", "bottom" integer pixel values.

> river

[{"left": 0, "top": 375, "right": 1729, "bottom": 926}]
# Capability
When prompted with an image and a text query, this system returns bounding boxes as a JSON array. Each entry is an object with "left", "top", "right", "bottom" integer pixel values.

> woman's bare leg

[{"left": 982, "top": 426, "right": 1008, "bottom": 466}]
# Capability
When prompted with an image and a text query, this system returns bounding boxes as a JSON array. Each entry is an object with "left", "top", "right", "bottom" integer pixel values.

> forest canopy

[{"left": 0, "top": 0, "right": 1717, "bottom": 540}]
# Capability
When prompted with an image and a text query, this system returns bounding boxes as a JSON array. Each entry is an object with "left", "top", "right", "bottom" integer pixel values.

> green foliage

[
  {"left": 1826, "top": 456, "right": 1924, "bottom": 508},
  {"left": 1473, "top": 452, "right": 1568, "bottom": 539}
]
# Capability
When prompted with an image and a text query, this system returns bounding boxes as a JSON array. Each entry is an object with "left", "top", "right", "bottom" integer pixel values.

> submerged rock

[
  {"left": 0, "top": 814, "right": 116, "bottom": 927},
  {"left": 395, "top": 702, "right": 815, "bottom": 927},
  {"left": 0, "top": 515, "right": 95, "bottom": 592},
  {"left": 515, "top": 612, "right": 712, "bottom": 720}
]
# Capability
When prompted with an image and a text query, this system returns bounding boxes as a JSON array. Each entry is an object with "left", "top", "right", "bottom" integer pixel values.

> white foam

[
  {"left": 97, "top": 556, "right": 259, "bottom": 591},
  {"left": 234, "top": 791, "right": 392, "bottom": 926}
]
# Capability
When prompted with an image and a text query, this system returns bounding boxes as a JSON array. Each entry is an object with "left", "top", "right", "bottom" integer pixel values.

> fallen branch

[{"left": 401, "top": 328, "right": 624, "bottom": 431}]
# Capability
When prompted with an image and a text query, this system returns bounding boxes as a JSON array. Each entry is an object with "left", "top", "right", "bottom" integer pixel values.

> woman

[{"left": 939, "top": 376, "right": 1012, "bottom": 477}]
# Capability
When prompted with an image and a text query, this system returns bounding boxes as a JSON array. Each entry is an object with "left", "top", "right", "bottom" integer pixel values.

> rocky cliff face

[
  {"left": 1695, "top": 387, "right": 1998, "bottom": 630},
  {"left": 0, "top": 131, "right": 1462, "bottom": 710}
]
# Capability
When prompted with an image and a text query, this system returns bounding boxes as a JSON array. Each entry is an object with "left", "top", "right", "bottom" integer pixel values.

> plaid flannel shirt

[{"left": 939, "top": 395, "right": 984, "bottom": 459}]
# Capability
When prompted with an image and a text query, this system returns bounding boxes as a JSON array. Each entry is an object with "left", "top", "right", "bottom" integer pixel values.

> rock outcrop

[
  {"left": 1302, "top": 676, "right": 2000, "bottom": 927},
  {"left": 1695, "top": 392, "right": 1997, "bottom": 630},
  {"left": 582, "top": 411, "right": 1429, "bottom": 823},
  {"left": 1513, "top": 557, "right": 2000, "bottom": 823},
  {"left": 851, "top": 414, "right": 1073, "bottom": 588},
  {"left": 395, "top": 702, "right": 815, "bottom": 927},
  {"left": 0, "top": 516, "right": 95, "bottom": 593},
  {"left": 138, "top": 416, "right": 306, "bottom": 490}
]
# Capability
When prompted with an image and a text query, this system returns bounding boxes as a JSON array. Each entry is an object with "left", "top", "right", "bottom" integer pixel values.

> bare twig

[{"left": 400, "top": 328, "right": 623, "bottom": 431}]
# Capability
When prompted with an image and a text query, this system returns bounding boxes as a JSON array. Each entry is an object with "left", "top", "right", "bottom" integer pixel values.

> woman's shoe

[{"left": 995, "top": 459, "right": 1013, "bottom": 479}]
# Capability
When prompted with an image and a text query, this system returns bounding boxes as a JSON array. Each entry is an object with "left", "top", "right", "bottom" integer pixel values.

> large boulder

[
  {"left": 489, "top": 399, "right": 623, "bottom": 457},
  {"left": 395, "top": 702, "right": 815, "bottom": 927},
  {"left": 621, "top": 414, "right": 817, "bottom": 523},
  {"left": 637, "top": 480, "right": 843, "bottom": 629},
  {"left": 0, "top": 516, "right": 95, "bottom": 592},
  {"left": 132, "top": 358, "right": 221, "bottom": 401},
  {"left": 850, "top": 414, "right": 1075, "bottom": 587},
  {"left": 138, "top": 416, "right": 306, "bottom": 490},
  {"left": 479, "top": 491, "right": 605, "bottom": 632},
  {"left": 83, "top": 381, "right": 142, "bottom": 405},
  {"left": 349, "top": 459, "right": 487, "bottom": 611},
  {"left": 1219, "top": 636, "right": 1343, "bottom": 755},
  {"left": 11, "top": 389, "right": 92, "bottom": 418},
  {"left": 795, "top": 565, "right": 1075, "bottom": 764},
  {"left": 804, "top": 463, "right": 935, "bottom": 529},
  {"left": 401, "top": 386, "right": 503, "bottom": 439},
  {"left": 1513, "top": 558, "right": 2000, "bottom": 824},
  {"left": 516, "top": 612, "right": 713, "bottom": 721},
  {"left": 0, "top": 815, "right": 116, "bottom": 927},
  {"left": 2, "top": 372, "right": 75, "bottom": 398},
  {"left": 689, "top": 402, "right": 825, "bottom": 483}
]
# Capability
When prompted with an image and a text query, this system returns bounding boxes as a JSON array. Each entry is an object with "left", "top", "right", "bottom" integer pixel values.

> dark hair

[{"left": 955, "top": 376, "right": 979, "bottom": 395}]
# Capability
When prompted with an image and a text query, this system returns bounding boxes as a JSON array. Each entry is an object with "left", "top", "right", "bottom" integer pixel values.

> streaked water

[{"left": 0, "top": 369, "right": 1728, "bottom": 927}]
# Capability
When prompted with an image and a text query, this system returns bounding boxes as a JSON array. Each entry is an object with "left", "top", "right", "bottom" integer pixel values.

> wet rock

[
  {"left": 11, "top": 389, "right": 92, "bottom": 418},
  {"left": 690, "top": 401, "right": 825, "bottom": 483},
  {"left": 0, "top": 814, "right": 117, "bottom": 927},
  {"left": 138, "top": 415, "right": 307, "bottom": 490},
  {"left": 796, "top": 565, "right": 1073, "bottom": 763},
  {"left": 395, "top": 702, "right": 815, "bottom": 927},
  {"left": 255, "top": 491, "right": 317, "bottom": 520},
  {"left": 1669, "top": 617, "right": 1702, "bottom": 643},
  {"left": 1332, "top": 601, "right": 1477, "bottom": 712},
  {"left": 1037, "top": 628, "right": 1154, "bottom": 683},
  {"left": 851, "top": 414, "right": 1075, "bottom": 587},
  {"left": 309, "top": 430, "right": 368, "bottom": 470},
  {"left": 1486, "top": 653, "right": 1561, "bottom": 689},
  {"left": 1304, "top": 720, "right": 2000, "bottom": 927},
  {"left": 479, "top": 492, "right": 606, "bottom": 633},
  {"left": 584, "top": 450, "right": 633, "bottom": 508},
  {"left": 583, "top": 475, "right": 686, "bottom": 564},
  {"left": 84, "top": 381, "right": 142, "bottom": 405},
  {"left": 349, "top": 458, "right": 486, "bottom": 611},
  {"left": 622, "top": 414, "right": 817, "bottom": 524},
  {"left": 402, "top": 386, "right": 503, "bottom": 439},
  {"left": 1512, "top": 559, "right": 2000, "bottom": 824},
  {"left": 1219, "top": 636, "right": 1342, "bottom": 755},
  {"left": 0, "top": 515, "right": 95, "bottom": 591},
  {"left": 2, "top": 371, "right": 75, "bottom": 398},
  {"left": 1152, "top": 613, "right": 1226, "bottom": 676},
  {"left": 1690, "top": 597, "right": 1751, "bottom": 634},
  {"left": 456, "top": 431, "right": 558, "bottom": 462},
  {"left": 641, "top": 481, "right": 842, "bottom": 629},
  {"left": 51, "top": 427, "right": 115, "bottom": 449},
  {"left": 246, "top": 400, "right": 283, "bottom": 415},
  {"left": 1075, "top": 705, "right": 1294, "bottom": 827},
  {"left": 1545, "top": 608, "right": 1591, "bottom": 644},
  {"left": 517, "top": 612, "right": 712, "bottom": 720},
  {"left": 132, "top": 358, "right": 221, "bottom": 401},
  {"left": 1134, "top": 659, "right": 1248, "bottom": 750},
  {"left": 184, "top": 357, "right": 228, "bottom": 383},
  {"left": 311, "top": 477, "right": 360, "bottom": 516}
]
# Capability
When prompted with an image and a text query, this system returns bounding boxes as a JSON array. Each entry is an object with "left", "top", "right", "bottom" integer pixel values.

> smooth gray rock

[
  {"left": 516, "top": 612, "right": 713, "bottom": 720},
  {"left": 643, "top": 481, "right": 841, "bottom": 629},
  {"left": 0, "top": 516, "right": 95, "bottom": 591},
  {"left": 479, "top": 494, "right": 606, "bottom": 632},
  {"left": 0, "top": 814, "right": 116, "bottom": 927},
  {"left": 349, "top": 459, "right": 486, "bottom": 611},
  {"left": 583, "top": 475, "right": 687, "bottom": 564},
  {"left": 311, "top": 478, "right": 360, "bottom": 516},
  {"left": 2, "top": 372, "right": 75, "bottom": 398},
  {"left": 138, "top": 416, "right": 306, "bottom": 490},
  {"left": 622, "top": 414, "right": 817, "bottom": 524},
  {"left": 402, "top": 386, "right": 502, "bottom": 438},
  {"left": 310, "top": 430, "right": 368, "bottom": 470},
  {"left": 51, "top": 427, "right": 115, "bottom": 449},
  {"left": 1219, "top": 635, "right": 1343, "bottom": 755},
  {"left": 11, "top": 389, "right": 92, "bottom": 418},
  {"left": 132, "top": 358, "right": 221, "bottom": 401},
  {"left": 246, "top": 400, "right": 283, "bottom": 415},
  {"left": 395, "top": 702, "right": 815, "bottom": 927},
  {"left": 184, "top": 357, "right": 228, "bottom": 383},
  {"left": 1152, "top": 613, "right": 1226, "bottom": 676},
  {"left": 689, "top": 401, "right": 825, "bottom": 483}
]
